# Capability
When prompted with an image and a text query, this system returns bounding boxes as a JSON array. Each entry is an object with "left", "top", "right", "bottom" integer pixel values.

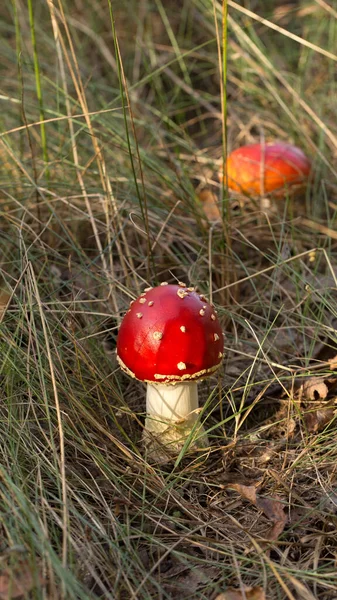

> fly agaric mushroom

[
  {"left": 220, "top": 141, "right": 311, "bottom": 198},
  {"left": 116, "top": 283, "right": 224, "bottom": 460}
]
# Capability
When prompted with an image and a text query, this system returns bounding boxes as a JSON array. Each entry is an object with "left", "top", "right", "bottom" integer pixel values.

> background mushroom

[
  {"left": 219, "top": 141, "right": 311, "bottom": 206},
  {"left": 116, "top": 283, "right": 224, "bottom": 461}
]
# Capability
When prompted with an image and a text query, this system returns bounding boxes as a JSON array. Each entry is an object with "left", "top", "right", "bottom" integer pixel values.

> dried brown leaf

[
  {"left": 304, "top": 406, "right": 335, "bottom": 433},
  {"left": 198, "top": 189, "right": 221, "bottom": 222},
  {"left": 328, "top": 354, "right": 337, "bottom": 370},
  {"left": 215, "top": 586, "right": 266, "bottom": 600},
  {"left": 226, "top": 483, "right": 287, "bottom": 541},
  {"left": 302, "top": 377, "right": 329, "bottom": 401},
  {"left": 163, "top": 563, "right": 220, "bottom": 596},
  {"left": 0, "top": 561, "right": 43, "bottom": 599},
  {"left": 228, "top": 482, "right": 257, "bottom": 504}
]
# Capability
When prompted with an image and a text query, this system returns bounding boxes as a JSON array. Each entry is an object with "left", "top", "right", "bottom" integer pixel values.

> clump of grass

[{"left": 1, "top": 0, "right": 337, "bottom": 598}]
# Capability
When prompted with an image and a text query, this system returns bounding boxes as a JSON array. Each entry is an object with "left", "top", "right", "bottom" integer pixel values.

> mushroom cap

[
  {"left": 116, "top": 284, "right": 224, "bottom": 384},
  {"left": 221, "top": 142, "right": 311, "bottom": 196}
]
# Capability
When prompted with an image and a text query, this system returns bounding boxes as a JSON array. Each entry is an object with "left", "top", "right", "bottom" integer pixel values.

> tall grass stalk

[
  {"left": 108, "top": 0, "right": 155, "bottom": 281},
  {"left": 27, "top": 0, "right": 49, "bottom": 174}
]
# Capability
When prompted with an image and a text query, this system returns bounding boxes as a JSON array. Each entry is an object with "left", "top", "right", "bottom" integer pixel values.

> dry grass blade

[
  {"left": 228, "top": 1, "right": 337, "bottom": 62},
  {"left": 300, "top": 218, "right": 337, "bottom": 240},
  {"left": 284, "top": 575, "right": 317, "bottom": 600}
]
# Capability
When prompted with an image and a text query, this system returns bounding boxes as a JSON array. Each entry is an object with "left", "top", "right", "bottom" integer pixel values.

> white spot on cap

[
  {"left": 153, "top": 331, "right": 163, "bottom": 341},
  {"left": 129, "top": 300, "right": 134, "bottom": 306},
  {"left": 180, "top": 326, "right": 186, "bottom": 333},
  {"left": 177, "top": 288, "right": 188, "bottom": 299},
  {"left": 214, "top": 333, "right": 219, "bottom": 341},
  {"left": 144, "top": 287, "right": 152, "bottom": 292},
  {"left": 148, "top": 301, "right": 154, "bottom": 307},
  {"left": 136, "top": 313, "right": 143, "bottom": 319},
  {"left": 199, "top": 309, "right": 205, "bottom": 316},
  {"left": 177, "top": 362, "right": 186, "bottom": 370},
  {"left": 211, "top": 314, "right": 216, "bottom": 321},
  {"left": 218, "top": 352, "right": 223, "bottom": 358},
  {"left": 139, "top": 298, "right": 146, "bottom": 304},
  {"left": 202, "top": 305, "right": 207, "bottom": 310},
  {"left": 140, "top": 292, "right": 146, "bottom": 297},
  {"left": 200, "top": 295, "right": 206, "bottom": 301},
  {"left": 187, "top": 287, "right": 195, "bottom": 292},
  {"left": 160, "top": 281, "right": 168, "bottom": 286},
  {"left": 178, "top": 282, "right": 186, "bottom": 287}
]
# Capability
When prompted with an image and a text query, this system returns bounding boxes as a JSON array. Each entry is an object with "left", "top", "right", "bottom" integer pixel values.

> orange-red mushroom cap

[
  {"left": 116, "top": 284, "right": 224, "bottom": 384},
  {"left": 222, "top": 142, "right": 311, "bottom": 196}
]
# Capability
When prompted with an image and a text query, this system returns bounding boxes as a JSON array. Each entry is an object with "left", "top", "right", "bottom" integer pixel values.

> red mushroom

[
  {"left": 220, "top": 142, "right": 311, "bottom": 198},
  {"left": 116, "top": 282, "right": 224, "bottom": 459}
]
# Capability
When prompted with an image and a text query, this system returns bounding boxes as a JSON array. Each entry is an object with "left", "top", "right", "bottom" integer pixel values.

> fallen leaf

[
  {"left": 328, "top": 354, "right": 337, "bottom": 370},
  {"left": 198, "top": 189, "right": 221, "bottom": 221},
  {"left": 163, "top": 563, "right": 220, "bottom": 596},
  {"left": 302, "top": 377, "right": 328, "bottom": 401},
  {"left": 304, "top": 406, "right": 335, "bottom": 433},
  {"left": 225, "top": 482, "right": 287, "bottom": 541},
  {"left": 215, "top": 586, "right": 266, "bottom": 600},
  {"left": 0, "top": 560, "right": 43, "bottom": 599}
]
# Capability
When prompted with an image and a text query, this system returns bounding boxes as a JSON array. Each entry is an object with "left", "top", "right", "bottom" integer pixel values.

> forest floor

[{"left": 1, "top": 1, "right": 337, "bottom": 598}]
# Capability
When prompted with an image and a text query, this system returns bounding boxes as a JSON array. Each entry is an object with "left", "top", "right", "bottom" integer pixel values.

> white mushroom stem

[{"left": 144, "top": 382, "right": 209, "bottom": 454}]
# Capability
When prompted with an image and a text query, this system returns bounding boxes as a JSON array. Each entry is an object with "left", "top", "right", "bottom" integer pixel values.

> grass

[{"left": 1, "top": 0, "right": 337, "bottom": 598}]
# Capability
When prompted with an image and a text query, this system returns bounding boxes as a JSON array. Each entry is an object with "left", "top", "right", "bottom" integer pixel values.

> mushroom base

[{"left": 143, "top": 382, "right": 209, "bottom": 462}]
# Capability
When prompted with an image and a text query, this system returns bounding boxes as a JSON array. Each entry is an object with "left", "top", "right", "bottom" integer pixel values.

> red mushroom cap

[
  {"left": 116, "top": 283, "right": 224, "bottom": 384},
  {"left": 221, "top": 142, "right": 311, "bottom": 196}
]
